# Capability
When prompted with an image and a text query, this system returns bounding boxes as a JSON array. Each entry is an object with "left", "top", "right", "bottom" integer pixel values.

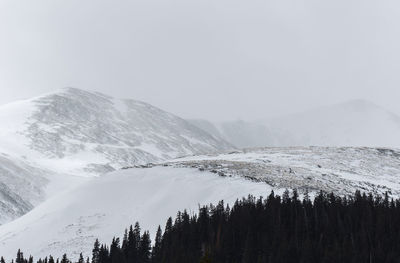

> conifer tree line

[{"left": 3, "top": 190, "right": 400, "bottom": 263}]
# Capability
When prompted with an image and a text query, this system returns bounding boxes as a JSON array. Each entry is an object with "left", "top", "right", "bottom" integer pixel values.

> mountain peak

[
  {"left": 58, "top": 87, "right": 110, "bottom": 98},
  {"left": 41, "top": 87, "right": 113, "bottom": 103},
  {"left": 0, "top": 89, "right": 232, "bottom": 175}
]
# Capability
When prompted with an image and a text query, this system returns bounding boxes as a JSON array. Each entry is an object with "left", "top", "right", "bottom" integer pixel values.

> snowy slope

[
  {"left": 0, "top": 167, "right": 272, "bottom": 260},
  {"left": 168, "top": 147, "right": 400, "bottom": 196},
  {"left": 0, "top": 88, "right": 232, "bottom": 176},
  {"left": 0, "top": 152, "right": 88, "bottom": 225},
  {"left": 0, "top": 153, "right": 48, "bottom": 224},
  {"left": 1, "top": 146, "right": 400, "bottom": 260},
  {"left": 0, "top": 88, "right": 232, "bottom": 223}
]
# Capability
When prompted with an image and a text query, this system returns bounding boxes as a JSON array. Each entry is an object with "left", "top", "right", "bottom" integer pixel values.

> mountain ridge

[
  {"left": 0, "top": 87, "right": 233, "bottom": 174},
  {"left": 0, "top": 88, "right": 233, "bottom": 223}
]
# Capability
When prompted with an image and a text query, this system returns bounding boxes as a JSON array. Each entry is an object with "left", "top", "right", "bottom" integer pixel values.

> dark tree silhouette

[{"left": 4, "top": 190, "right": 400, "bottom": 263}]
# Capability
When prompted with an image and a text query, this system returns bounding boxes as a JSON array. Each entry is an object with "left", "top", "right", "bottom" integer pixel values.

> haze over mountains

[{"left": 190, "top": 99, "right": 400, "bottom": 148}]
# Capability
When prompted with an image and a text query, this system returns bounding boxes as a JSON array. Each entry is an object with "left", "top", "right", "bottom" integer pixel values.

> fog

[{"left": 1, "top": 0, "right": 400, "bottom": 121}]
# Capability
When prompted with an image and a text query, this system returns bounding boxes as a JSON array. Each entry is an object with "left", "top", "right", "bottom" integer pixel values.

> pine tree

[
  {"left": 151, "top": 226, "right": 162, "bottom": 261},
  {"left": 92, "top": 239, "right": 100, "bottom": 263},
  {"left": 16, "top": 249, "right": 24, "bottom": 263},
  {"left": 283, "top": 189, "right": 290, "bottom": 204},
  {"left": 78, "top": 253, "right": 84, "bottom": 263},
  {"left": 133, "top": 222, "right": 141, "bottom": 250},
  {"left": 98, "top": 245, "right": 109, "bottom": 263},
  {"left": 139, "top": 231, "right": 151, "bottom": 262},
  {"left": 60, "top": 254, "right": 68, "bottom": 263},
  {"left": 110, "top": 237, "right": 125, "bottom": 263},
  {"left": 164, "top": 217, "right": 173, "bottom": 234}
]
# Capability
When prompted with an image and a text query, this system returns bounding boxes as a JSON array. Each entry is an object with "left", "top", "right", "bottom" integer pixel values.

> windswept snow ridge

[
  {"left": 167, "top": 147, "right": 400, "bottom": 197},
  {"left": 0, "top": 88, "right": 232, "bottom": 175}
]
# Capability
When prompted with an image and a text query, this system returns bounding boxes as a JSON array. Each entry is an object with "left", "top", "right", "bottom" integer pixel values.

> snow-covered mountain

[
  {"left": 0, "top": 88, "right": 232, "bottom": 175},
  {"left": 190, "top": 100, "right": 400, "bottom": 148},
  {"left": 268, "top": 100, "right": 400, "bottom": 147},
  {"left": 0, "top": 88, "right": 232, "bottom": 223},
  {"left": 1, "top": 146, "right": 400, "bottom": 260}
]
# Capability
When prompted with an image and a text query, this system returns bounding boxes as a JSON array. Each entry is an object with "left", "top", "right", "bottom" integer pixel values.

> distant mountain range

[{"left": 190, "top": 99, "right": 400, "bottom": 148}]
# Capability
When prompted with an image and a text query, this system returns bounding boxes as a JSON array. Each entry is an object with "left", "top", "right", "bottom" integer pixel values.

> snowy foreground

[
  {"left": 0, "top": 167, "right": 273, "bottom": 260},
  {"left": 1, "top": 146, "right": 400, "bottom": 260}
]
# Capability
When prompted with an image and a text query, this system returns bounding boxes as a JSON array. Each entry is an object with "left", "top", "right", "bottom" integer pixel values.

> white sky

[{"left": 1, "top": 0, "right": 400, "bottom": 121}]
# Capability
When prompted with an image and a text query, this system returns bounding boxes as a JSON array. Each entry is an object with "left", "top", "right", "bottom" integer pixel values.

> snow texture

[
  {"left": 0, "top": 167, "right": 272, "bottom": 260},
  {"left": 1, "top": 147, "right": 400, "bottom": 260},
  {"left": 0, "top": 88, "right": 232, "bottom": 223},
  {"left": 167, "top": 147, "right": 400, "bottom": 196}
]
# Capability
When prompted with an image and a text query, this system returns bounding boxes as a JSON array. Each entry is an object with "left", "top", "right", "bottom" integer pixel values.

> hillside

[
  {"left": 0, "top": 167, "right": 270, "bottom": 260},
  {"left": 1, "top": 146, "right": 400, "bottom": 260},
  {"left": 0, "top": 153, "right": 85, "bottom": 224},
  {"left": 168, "top": 147, "right": 400, "bottom": 196},
  {"left": 0, "top": 88, "right": 232, "bottom": 175},
  {"left": 0, "top": 88, "right": 232, "bottom": 223}
]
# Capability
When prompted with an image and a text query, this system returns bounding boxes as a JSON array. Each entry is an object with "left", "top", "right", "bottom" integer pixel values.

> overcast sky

[{"left": 1, "top": 0, "right": 400, "bottom": 121}]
